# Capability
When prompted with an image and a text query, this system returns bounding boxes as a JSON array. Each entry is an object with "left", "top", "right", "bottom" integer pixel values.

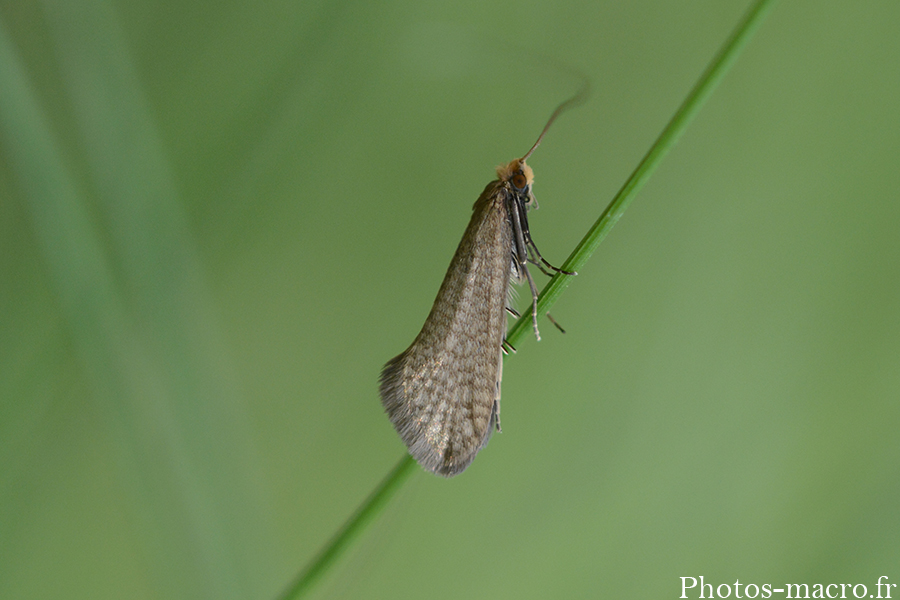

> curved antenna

[{"left": 521, "top": 81, "right": 590, "bottom": 161}]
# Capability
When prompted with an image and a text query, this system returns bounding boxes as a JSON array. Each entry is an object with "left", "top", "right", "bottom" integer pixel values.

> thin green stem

[
  {"left": 280, "top": 0, "right": 777, "bottom": 597},
  {"left": 277, "top": 455, "right": 417, "bottom": 600},
  {"left": 507, "top": 0, "right": 778, "bottom": 347}
]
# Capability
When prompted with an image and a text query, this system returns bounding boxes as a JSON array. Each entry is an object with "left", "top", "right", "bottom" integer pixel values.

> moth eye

[{"left": 512, "top": 171, "right": 528, "bottom": 190}]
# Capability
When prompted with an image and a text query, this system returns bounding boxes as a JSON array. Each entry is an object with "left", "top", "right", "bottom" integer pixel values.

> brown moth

[{"left": 379, "top": 95, "right": 580, "bottom": 476}]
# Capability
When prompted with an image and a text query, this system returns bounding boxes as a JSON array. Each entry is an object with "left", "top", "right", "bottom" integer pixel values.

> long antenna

[{"left": 521, "top": 82, "right": 590, "bottom": 161}]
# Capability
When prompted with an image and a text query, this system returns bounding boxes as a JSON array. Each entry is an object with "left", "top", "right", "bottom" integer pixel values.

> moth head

[{"left": 497, "top": 159, "right": 534, "bottom": 192}]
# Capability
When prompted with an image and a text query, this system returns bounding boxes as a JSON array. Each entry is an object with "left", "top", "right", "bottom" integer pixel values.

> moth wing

[{"left": 379, "top": 183, "right": 513, "bottom": 476}]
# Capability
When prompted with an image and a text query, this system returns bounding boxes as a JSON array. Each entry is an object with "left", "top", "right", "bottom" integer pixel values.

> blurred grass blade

[
  {"left": 1, "top": 2, "right": 273, "bottom": 597},
  {"left": 507, "top": 0, "right": 779, "bottom": 346}
]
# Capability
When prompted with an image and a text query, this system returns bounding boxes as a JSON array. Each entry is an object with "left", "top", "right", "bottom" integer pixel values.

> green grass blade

[
  {"left": 507, "top": 0, "right": 779, "bottom": 347},
  {"left": 277, "top": 456, "right": 417, "bottom": 600},
  {"left": 280, "top": 0, "right": 777, "bottom": 597}
]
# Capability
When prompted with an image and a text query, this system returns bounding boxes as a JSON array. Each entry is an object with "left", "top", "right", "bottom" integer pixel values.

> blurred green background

[{"left": 2, "top": 0, "right": 899, "bottom": 598}]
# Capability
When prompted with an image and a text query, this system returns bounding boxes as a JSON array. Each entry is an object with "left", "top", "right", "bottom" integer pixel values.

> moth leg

[
  {"left": 546, "top": 312, "right": 566, "bottom": 334},
  {"left": 507, "top": 296, "right": 562, "bottom": 336},
  {"left": 510, "top": 197, "right": 542, "bottom": 341},
  {"left": 493, "top": 350, "right": 503, "bottom": 433},
  {"left": 492, "top": 399, "right": 502, "bottom": 433},
  {"left": 527, "top": 256, "right": 557, "bottom": 278},
  {"left": 522, "top": 261, "right": 542, "bottom": 341},
  {"left": 501, "top": 339, "right": 517, "bottom": 355},
  {"left": 524, "top": 234, "right": 576, "bottom": 276},
  {"left": 517, "top": 200, "right": 576, "bottom": 276}
]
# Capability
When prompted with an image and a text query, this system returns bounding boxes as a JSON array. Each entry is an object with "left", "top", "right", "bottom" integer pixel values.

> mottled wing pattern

[{"left": 379, "top": 181, "right": 513, "bottom": 476}]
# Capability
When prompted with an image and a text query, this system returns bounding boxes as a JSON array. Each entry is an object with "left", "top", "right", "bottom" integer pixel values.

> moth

[{"left": 379, "top": 95, "right": 581, "bottom": 476}]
